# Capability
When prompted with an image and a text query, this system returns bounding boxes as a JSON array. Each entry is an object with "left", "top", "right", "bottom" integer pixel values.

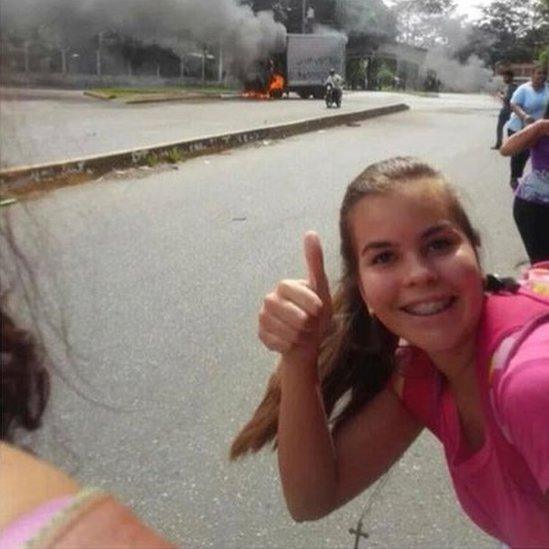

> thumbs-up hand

[{"left": 258, "top": 232, "right": 332, "bottom": 365}]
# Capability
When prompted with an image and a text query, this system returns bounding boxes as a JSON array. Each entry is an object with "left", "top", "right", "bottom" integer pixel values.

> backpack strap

[{"left": 489, "top": 311, "right": 549, "bottom": 445}]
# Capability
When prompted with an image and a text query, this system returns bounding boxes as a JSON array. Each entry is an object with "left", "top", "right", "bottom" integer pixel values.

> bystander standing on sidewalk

[{"left": 491, "top": 70, "right": 517, "bottom": 150}]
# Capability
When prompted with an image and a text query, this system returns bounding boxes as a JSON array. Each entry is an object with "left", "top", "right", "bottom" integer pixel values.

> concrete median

[{"left": 0, "top": 102, "right": 408, "bottom": 196}]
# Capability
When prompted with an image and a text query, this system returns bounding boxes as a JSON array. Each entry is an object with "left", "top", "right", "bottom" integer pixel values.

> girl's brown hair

[
  {"left": 1, "top": 214, "right": 51, "bottom": 442},
  {"left": 1, "top": 308, "right": 50, "bottom": 441},
  {"left": 230, "top": 157, "right": 480, "bottom": 460}
]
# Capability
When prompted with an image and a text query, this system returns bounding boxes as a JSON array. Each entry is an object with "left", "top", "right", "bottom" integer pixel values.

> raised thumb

[{"left": 304, "top": 231, "right": 330, "bottom": 303}]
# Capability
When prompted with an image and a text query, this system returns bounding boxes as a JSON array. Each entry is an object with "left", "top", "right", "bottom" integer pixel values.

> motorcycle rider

[{"left": 324, "top": 68, "right": 343, "bottom": 106}]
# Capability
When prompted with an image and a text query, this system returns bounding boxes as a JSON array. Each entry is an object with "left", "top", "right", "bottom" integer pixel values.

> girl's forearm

[
  {"left": 500, "top": 121, "right": 544, "bottom": 156},
  {"left": 277, "top": 355, "right": 338, "bottom": 521}
]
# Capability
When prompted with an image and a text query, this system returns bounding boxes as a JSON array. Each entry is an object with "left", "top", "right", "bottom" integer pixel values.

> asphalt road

[
  {"left": 0, "top": 88, "right": 402, "bottom": 168},
  {"left": 2, "top": 94, "right": 523, "bottom": 548}
]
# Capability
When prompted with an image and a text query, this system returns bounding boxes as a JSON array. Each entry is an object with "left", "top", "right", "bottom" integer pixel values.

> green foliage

[
  {"left": 334, "top": 0, "right": 398, "bottom": 40},
  {"left": 165, "top": 148, "right": 184, "bottom": 164},
  {"left": 143, "top": 148, "right": 185, "bottom": 167},
  {"left": 395, "top": 0, "right": 457, "bottom": 16},
  {"left": 145, "top": 152, "right": 160, "bottom": 167},
  {"left": 391, "top": 0, "right": 459, "bottom": 48},
  {"left": 377, "top": 63, "right": 396, "bottom": 88},
  {"left": 346, "top": 58, "right": 366, "bottom": 89},
  {"left": 538, "top": 46, "right": 549, "bottom": 71},
  {"left": 475, "top": 0, "right": 549, "bottom": 66}
]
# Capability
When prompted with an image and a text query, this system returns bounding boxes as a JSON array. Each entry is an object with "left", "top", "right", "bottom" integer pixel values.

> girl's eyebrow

[
  {"left": 360, "top": 240, "right": 393, "bottom": 256},
  {"left": 421, "top": 221, "right": 454, "bottom": 239},
  {"left": 360, "top": 222, "right": 455, "bottom": 256}
]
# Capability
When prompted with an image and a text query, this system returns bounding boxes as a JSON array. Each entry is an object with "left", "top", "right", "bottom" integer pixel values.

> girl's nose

[{"left": 403, "top": 256, "right": 438, "bottom": 287}]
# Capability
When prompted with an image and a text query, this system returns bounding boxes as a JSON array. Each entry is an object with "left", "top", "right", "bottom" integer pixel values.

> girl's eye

[
  {"left": 427, "top": 238, "right": 454, "bottom": 253},
  {"left": 370, "top": 251, "right": 394, "bottom": 265}
]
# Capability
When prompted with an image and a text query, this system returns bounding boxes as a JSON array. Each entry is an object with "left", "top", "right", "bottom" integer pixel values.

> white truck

[{"left": 285, "top": 33, "right": 347, "bottom": 99}]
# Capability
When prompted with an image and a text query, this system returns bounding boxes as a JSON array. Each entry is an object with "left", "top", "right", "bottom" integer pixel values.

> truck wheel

[
  {"left": 313, "top": 89, "right": 324, "bottom": 99},
  {"left": 298, "top": 90, "right": 311, "bottom": 99}
]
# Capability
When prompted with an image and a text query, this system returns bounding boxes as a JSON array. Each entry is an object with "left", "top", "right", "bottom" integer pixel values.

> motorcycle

[{"left": 325, "top": 83, "right": 341, "bottom": 108}]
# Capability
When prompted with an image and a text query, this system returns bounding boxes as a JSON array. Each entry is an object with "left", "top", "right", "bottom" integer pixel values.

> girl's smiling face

[{"left": 349, "top": 179, "right": 484, "bottom": 358}]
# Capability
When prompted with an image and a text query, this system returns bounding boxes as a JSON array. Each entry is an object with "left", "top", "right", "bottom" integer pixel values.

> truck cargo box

[{"left": 286, "top": 33, "right": 346, "bottom": 99}]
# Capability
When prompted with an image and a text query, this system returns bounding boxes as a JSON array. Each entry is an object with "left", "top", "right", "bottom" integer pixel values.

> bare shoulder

[{"left": 0, "top": 442, "right": 79, "bottom": 530}]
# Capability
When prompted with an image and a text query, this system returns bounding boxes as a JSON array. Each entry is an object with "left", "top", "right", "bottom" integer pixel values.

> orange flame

[
  {"left": 268, "top": 73, "right": 285, "bottom": 95},
  {"left": 242, "top": 73, "right": 285, "bottom": 100}
]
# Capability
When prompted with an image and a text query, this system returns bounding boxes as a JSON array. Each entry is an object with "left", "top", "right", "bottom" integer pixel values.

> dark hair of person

[
  {"left": 1, "top": 307, "right": 50, "bottom": 442},
  {"left": 230, "top": 157, "right": 483, "bottom": 460},
  {"left": 1, "top": 213, "right": 51, "bottom": 442},
  {"left": 532, "top": 62, "right": 548, "bottom": 77},
  {"left": 1, "top": 213, "right": 119, "bottom": 447},
  {"left": 501, "top": 69, "right": 514, "bottom": 78}
]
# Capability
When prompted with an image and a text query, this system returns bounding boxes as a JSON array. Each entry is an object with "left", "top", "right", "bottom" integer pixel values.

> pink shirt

[
  {"left": 400, "top": 321, "right": 549, "bottom": 547},
  {"left": 0, "top": 496, "right": 73, "bottom": 549}
]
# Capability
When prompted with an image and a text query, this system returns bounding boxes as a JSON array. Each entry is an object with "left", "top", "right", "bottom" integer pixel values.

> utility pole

[
  {"left": 96, "top": 30, "right": 107, "bottom": 76},
  {"left": 301, "top": 1, "right": 315, "bottom": 33},
  {"left": 96, "top": 32, "right": 102, "bottom": 76},
  {"left": 202, "top": 45, "right": 207, "bottom": 83},
  {"left": 218, "top": 41, "right": 223, "bottom": 84},
  {"left": 61, "top": 48, "right": 67, "bottom": 74},
  {"left": 24, "top": 41, "right": 30, "bottom": 72}
]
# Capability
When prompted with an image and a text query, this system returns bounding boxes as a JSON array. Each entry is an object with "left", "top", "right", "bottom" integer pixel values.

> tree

[
  {"left": 391, "top": 0, "right": 459, "bottom": 48},
  {"left": 334, "top": 0, "right": 397, "bottom": 39},
  {"left": 250, "top": 0, "right": 397, "bottom": 39},
  {"left": 538, "top": 45, "right": 549, "bottom": 70},
  {"left": 475, "top": 0, "right": 548, "bottom": 66}
]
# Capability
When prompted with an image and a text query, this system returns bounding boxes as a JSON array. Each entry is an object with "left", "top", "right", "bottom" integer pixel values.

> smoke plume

[
  {"left": 423, "top": 48, "right": 493, "bottom": 92},
  {"left": 419, "top": 15, "right": 494, "bottom": 92},
  {"left": 335, "top": 0, "right": 397, "bottom": 39},
  {"left": 0, "top": 0, "right": 287, "bottom": 77}
]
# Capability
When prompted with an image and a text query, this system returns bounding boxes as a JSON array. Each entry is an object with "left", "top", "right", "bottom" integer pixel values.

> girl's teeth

[{"left": 404, "top": 298, "right": 453, "bottom": 316}]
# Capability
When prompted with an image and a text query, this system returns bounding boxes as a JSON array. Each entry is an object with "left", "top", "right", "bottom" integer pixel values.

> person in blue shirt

[{"left": 506, "top": 65, "right": 549, "bottom": 190}]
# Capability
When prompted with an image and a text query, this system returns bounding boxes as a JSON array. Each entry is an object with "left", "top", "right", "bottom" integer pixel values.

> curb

[
  {"left": 83, "top": 90, "right": 116, "bottom": 101},
  {"left": 125, "top": 92, "right": 227, "bottom": 104},
  {"left": 0, "top": 103, "right": 408, "bottom": 194}
]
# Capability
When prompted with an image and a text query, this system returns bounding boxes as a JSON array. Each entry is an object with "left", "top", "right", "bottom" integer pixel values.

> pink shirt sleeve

[
  {"left": 497, "top": 322, "right": 549, "bottom": 493},
  {"left": 0, "top": 496, "right": 73, "bottom": 549}
]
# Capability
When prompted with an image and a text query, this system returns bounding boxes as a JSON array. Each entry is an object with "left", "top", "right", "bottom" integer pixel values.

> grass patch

[
  {"left": 145, "top": 151, "right": 160, "bottom": 167},
  {"left": 93, "top": 84, "right": 237, "bottom": 99},
  {"left": 165, "top": 147, "right": 184, "bottom": 164},
  {"left": 144, "top": 148, "right": 186, "bottom": 167}
]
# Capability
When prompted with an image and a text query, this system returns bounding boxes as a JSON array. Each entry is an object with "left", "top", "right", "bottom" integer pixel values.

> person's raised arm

[
  {"left": 259, "top": 232, "right": 422, "bottom": 521},
  {"left": 273, "top": 232, "right": 337, "bottom": 521},
  {"left": 510, "top": 87, "right": 535, "bottom": 126},
  {"left": 500, "top": 119, "right": 549, "bottom": 157}
]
